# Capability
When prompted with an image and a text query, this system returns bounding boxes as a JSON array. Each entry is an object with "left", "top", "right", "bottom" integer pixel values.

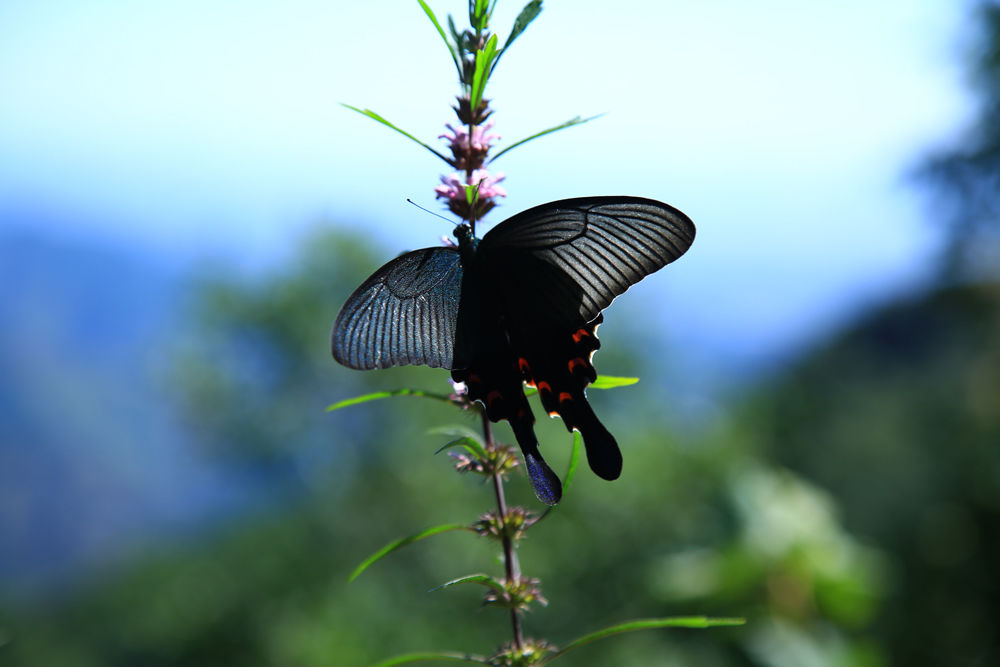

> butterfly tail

[
  {"left": 579, "top": 410, "right": 623, "bottom": 481},
  {"left": 509, "top": 417, "right": 563, "bottom": 506},
  {"left": 558, "top": 394, "right": 623, "bottom": 481}
]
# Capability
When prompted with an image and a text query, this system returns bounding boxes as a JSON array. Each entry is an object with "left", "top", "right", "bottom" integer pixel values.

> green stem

[{"left": 481, "top": 409, "right": 523, "bottom": 651}]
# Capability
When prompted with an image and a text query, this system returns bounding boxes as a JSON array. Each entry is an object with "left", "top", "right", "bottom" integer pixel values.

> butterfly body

[{"left": 333, "top": 197, "right": 695, "bottom": 505}]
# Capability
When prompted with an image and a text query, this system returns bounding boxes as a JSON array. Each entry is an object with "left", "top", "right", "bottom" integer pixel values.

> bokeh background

[{"left": 2, "top": 1, "right": 998, "bottom": 665}]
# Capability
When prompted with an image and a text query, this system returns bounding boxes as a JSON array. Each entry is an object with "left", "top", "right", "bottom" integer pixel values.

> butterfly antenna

[{"left": 405, "top": 198, "right": 456, "bottom": 227}]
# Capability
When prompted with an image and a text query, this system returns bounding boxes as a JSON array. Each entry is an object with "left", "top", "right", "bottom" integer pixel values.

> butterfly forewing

[
  {"left": 332, "top": 247, "right": 463, "bottom": 369},
  {"left": 478, "top": 197, "right": 695, "bottom": 323}
]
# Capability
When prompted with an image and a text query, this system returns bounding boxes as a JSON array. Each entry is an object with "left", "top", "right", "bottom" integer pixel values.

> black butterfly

[{"left": 332, "top": 196, "right": 695, "bottom": 505}]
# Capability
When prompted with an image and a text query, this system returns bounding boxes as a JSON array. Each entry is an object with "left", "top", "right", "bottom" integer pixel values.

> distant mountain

[{"left": 0, "top": 220, "right": 251, "bottom": 597}]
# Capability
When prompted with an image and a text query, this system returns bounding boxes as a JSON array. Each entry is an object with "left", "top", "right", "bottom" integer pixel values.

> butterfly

[{"left": 332, "top": 196, "right": 695, "bottom": 505}]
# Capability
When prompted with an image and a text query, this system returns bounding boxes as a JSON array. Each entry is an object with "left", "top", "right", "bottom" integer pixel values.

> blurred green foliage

[
  {"left": 5, "top": 3, "right": 1000, "bottom": 663},
  {"left": 752, "top": 284, "right": 1000, "bottom": 666}
]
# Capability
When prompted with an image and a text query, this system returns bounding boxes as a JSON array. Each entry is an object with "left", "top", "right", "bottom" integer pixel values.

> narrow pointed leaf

[
  {"left": 563, "top": 430, "right": 582, "bottom": 492},
  {"left": 469, "top": 34, "right": 498, "bottom": 114},
  {"left": 489, "top": 114, "right": 604, "bottom": 162},
  {"left": 348, "top": 524, "right": 471, "bottom": 582},
  {"left": 536, "top": 431, "right": 581, "bottom": 522},
  {"left": 341, "top": 104, "right": 452, "bottom": 164},
  {"left": 470, "top": 0, "right": 491, "bottom": 30},
  {"left": 447, "top": 14, "right": 468, "bottom": 69},
  {"left": 326, "top": 388, "right": 454, "bottom": 411},
  {"left": 428, "top": 425, "right": 484, "bottom": 444},
  {"left": 373, "top": 652, "right": 490, "bottom": 666},
  {"left": 417, "top": 0, "right": 461, "bottom": 78},
  {"left": 430, "top": 573, "right": 504, "bottom": 593},
  {"left": 590, "top": 375, "right": 639, "bottom": 389},
  {"left": 547, "top": 617, "right": 746, "bottom": 662},
  {"left": 435, "top": 436, "right": 488, "bottom": 461},
  {"left": 491, "top": 0, "right": 542, "bottom": 76}
]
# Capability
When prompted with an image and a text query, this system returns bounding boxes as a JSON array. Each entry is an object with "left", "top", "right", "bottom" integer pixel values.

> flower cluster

[
  {"left": 433, "top": 87, "right": 508, "bottom": 221},
  {"left": 440, "top": 121, "right": 500, "bottom": 169},
  {"left": 435, "top": 168, "right": 507, "bottom": 219}
]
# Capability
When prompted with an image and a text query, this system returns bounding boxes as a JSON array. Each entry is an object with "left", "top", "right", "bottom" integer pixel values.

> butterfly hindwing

[
  {"left": 477, "top": 196, "right": 695, "bottom": 325},
  {"left": 516, "top": 314, "right": 622, "bottom": 481},
  {"left": 332, "top": 247, "right": 462, "bottom": 370}
]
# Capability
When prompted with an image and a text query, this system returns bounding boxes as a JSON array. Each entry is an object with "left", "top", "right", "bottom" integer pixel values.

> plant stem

[{"left": 481, "top": 408, "right": 524, "bottom": 651}]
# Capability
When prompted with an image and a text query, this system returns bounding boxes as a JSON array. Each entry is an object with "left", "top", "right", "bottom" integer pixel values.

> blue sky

[{"left": 0, "top": 0, "right": 973, "bottom": 371}]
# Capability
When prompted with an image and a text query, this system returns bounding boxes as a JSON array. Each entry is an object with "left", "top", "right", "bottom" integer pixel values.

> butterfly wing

[
  {"left": 332, "top": 246, "right": 462, "bottom": 370},
  {"left": 476, "top": 196, "right": 695, "bottom": 325}
]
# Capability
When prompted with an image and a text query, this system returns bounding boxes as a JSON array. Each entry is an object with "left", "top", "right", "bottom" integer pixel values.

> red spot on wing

[
  {"left": 567, "top": 357, "right": 588, "bottom": 374},
  {"left": 559, "top": 392, "right": 573, "bottom": 403},
  {"left": 571, "top": 328, "right": 591, "bottom": 343}
]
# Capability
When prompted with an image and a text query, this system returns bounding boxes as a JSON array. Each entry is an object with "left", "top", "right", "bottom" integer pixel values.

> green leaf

[
  {"left": 536, "top": 431, "right": 581, "bottom": 522},
  {"left": 427, "top": 424, "right": 484, "bottom": 443},
  {"left": 447, "top": 14, "right": 464, "bottom": 52},
  {"left": 430, "top": 573, "right": 504, "bottom": 593},
  {"left": 490, "top": 113, "right": 604, "bottom": 162},
  {"left": 546, "top": 617, "right": 746, "bottom": 663},
  {"left": 325, "top": 388, "right": 454, "bottom": 411},
  {"left": 469, "top": 0, "right": 492, "bottom": 31},
  {"left": 590, "top": 375, "right": 639, "bottom": 389},
  {"left": 563, "top": 430, "right": 582, "bottom": 492},
  {"left": 490, "top": 0, "right": 543, "bottom": 76},
  {"left": 524, "top": 375, "right": 636, "bottom": 400},
  {"left": 340, "top": 104, "right": 452, "bottom": 164},
  {"left": 417, "top": 0, "right": 461, "bottom": 78},
  {"left": 469, "top": 33, "right": 498, "bottom": 114},
  {"left": 434, "top": 436, "right": 488, "bottom": 462},
  {"left": 348, "top": 524, "right": 471, "bottom": 582},
  {"left": 464, "top": 182, "right": 480, "bottom": 205},
  {"left": 372, "top": 651, "right": 490, "bottom": 666}
]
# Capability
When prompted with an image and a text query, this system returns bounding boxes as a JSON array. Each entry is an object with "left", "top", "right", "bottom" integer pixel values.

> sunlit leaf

[
  {"left": 524, "top": 375, "right": 636, "bottom": 400},
  {"left": 490, "top": 114, "right": 604, "bottom": 162},
  {"left": 469, "top": 34, "right": 498, "bottom": 114},
  {"left": 590, "top": 375, "right": 639, "bottom": 389},
  {"left": 341, "top": 104, "right": 452, "bottom": 164},
  {"left": 546, "top": 617, "right": 746, "bottom": 662},
  {"left": 469, "top": 0, "right": 492, "bottom": 31},
  {"left": 348, "top": 524, "right": 472, "bottom": 582},
  {"left": 326, "top": 388, "right": 454, "bottom": 411}
]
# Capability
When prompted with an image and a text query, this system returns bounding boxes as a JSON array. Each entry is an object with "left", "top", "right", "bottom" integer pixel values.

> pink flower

[
  {"left": 439, "top": 121, "right": 500, "bottom": 153},
  {"left": 434, "top": 169, "right": 507, "bottom": 201},
  {"left": 439, "top": 122, "right": 500, "bottom": 170}
]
